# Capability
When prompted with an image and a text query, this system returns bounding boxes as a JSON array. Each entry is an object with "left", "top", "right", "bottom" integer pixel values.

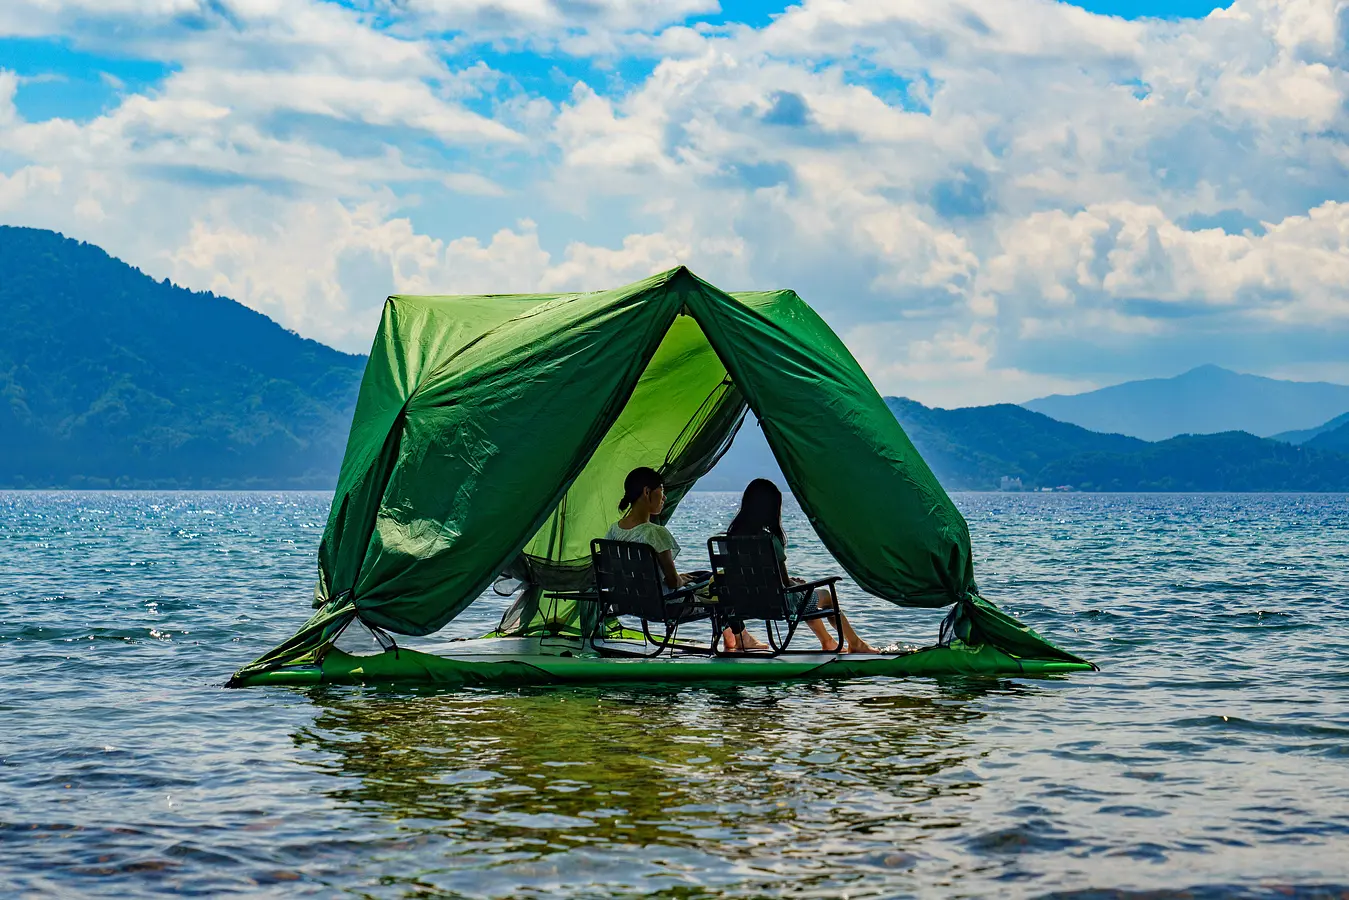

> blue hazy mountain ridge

[
  {"left": 1271, "top": 411, "right": 1349, "bottom": 445},
  {"left": 703, "top": 401, "right": 1349, "bottom": 492},
  {"left": 7, "top": 225, "right": 1349, "bottom": 492},
  {"left": 0, "top": 226, "right": 365, "bottom": 488},
  {"left": 1305, "top": 420, "right": 1349, "bottom": 453},
  {"left": 887, "top": 400, "right": 1349, "bottom": 491},
  {"left": 883, "top": 397, "right": 1145, "bottom": 488},
  {"left": 702, "top": 402, "right": 1139, "bottom": 492},
  {"left": 1023, "top": 364, "right": 1349, "bottom": 441}
]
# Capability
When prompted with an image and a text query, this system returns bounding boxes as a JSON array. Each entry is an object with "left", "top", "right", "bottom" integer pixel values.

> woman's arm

[{"left": 657, "top": 550, "right": 683, "bottom": 589}]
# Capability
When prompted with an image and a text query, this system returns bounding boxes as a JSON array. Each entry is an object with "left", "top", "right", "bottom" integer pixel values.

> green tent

[{"left": 230, "top": 267, "right": 1092, "bottom": 687}]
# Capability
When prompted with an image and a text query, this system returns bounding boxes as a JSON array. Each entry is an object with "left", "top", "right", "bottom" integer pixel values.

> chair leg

[
  {"left": 765, "top": 617, "right": 794, "bottom": 658},
  {"left": 660, "top": 615, "right": 681, "bottom": 656},
  {"left": 644, "top": 610, "right": 700, "bottom": 658},
  {"left": 830, "top": 585, "right": 844, "bottom": 654},
  {"left": 672, "top": 603, "right": 720, "bottom": 656},
  {"left": 642, "top": 617, "right": 672, "bottom": 658},
  {"left": 593, "top": 617, "right": 665, "bottom": 658}
]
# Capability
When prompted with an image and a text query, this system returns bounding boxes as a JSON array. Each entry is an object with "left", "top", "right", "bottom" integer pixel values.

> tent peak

[
  {"left": 658, "top": 264, "right": 694, "bottom": 284},
  {"left": 657, "top": 265, "right": 714, "bottom": 301}
]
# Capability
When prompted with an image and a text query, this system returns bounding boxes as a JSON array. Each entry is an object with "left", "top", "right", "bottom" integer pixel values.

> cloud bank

[{"left": 2, "top": 0, "right": 1348, "bottom": 403}]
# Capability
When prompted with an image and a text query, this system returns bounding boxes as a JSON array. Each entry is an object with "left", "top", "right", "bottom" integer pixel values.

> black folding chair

[
  {"left": 706, "top": 533, "right": 844, "bottom": 656},
  {"left": 590, "top": 538, "right": 714, "bottom": 657}
]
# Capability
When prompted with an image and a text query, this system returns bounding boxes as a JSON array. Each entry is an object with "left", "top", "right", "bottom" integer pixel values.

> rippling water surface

[{"left": 3, "top": 491, "right": 1348, "bottom": 898}]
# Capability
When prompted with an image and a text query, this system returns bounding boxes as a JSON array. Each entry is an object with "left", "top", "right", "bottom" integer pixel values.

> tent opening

[{"left": 495, "top": 312, "right": 750, "bottom": 638}]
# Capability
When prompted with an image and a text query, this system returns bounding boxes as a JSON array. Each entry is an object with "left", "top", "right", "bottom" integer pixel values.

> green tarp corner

[{"left": 231, "top": 266, "right": 1091, "bottom": 686}]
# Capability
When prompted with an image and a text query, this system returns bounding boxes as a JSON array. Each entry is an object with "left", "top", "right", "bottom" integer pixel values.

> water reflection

[
  {"left": 293, "top": 679, "right": 1024, "bottom": 897},
  {"left": 12, "top": 492, "right": 1349, "bottom": 897}
]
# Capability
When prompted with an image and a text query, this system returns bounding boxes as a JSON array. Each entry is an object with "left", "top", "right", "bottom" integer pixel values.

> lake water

[{"left": 3, "top": 491, "right": 1348, "bottom": 898}]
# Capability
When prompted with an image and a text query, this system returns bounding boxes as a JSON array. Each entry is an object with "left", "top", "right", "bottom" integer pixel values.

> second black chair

[
  {"left": 706, "top": 533, "right": 844, "bottom": 656},
  {"left": 590, "top": 538, "right": 714, "bottom": 657}
]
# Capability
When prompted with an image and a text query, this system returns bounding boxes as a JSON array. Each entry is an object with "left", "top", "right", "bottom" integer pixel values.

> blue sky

[{"left": 2, "top": 0, "right": 1347, "bottom": 405}]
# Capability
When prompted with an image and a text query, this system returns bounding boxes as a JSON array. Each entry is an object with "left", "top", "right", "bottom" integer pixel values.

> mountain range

[
  {"left": 1023, "top": 365, "right": 1349, "bottom": 441},
  {"left": 6, "top": 224, "right": 1349, "bottom": 492},
  {"left": 704, "top": 403, "right": 1349, "bottom": 492},
  {"left": 1271, "top": 412, "right": 1349, "bottom": 448},
  {"left": 0, "top": 226, "right": 364, "bottom": 488}
]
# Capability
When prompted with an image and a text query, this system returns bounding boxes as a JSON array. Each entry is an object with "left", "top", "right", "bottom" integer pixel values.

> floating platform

[{"left": 234, "top": 636, "right": 1095, "bottom": 688}]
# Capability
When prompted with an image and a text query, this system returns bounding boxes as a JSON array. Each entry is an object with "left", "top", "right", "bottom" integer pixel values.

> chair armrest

[
  {"left": 784, "top": 576, "right": 842, "bottom": 594},
  {"left": 664, "top": 578, "right": 711, "bottom": 604},
  {"left": 550, "top": 590, "right": 600, "bottom": 602}
]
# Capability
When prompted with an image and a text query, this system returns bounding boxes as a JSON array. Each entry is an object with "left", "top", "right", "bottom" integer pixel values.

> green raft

[
  {"left": 230, "top": 267, "right": 1094, "bottom": 688},
  {"left": 239, "top": 638, "right": 1090, "bottom": 688}
]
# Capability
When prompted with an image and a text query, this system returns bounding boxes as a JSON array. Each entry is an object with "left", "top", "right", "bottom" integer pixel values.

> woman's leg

[
  {"left": 809, "top": 589, "right": 841, "bottom": 651},
  {"left": 840, "top": 616, "right": 876, "bottom": 653},
  {"left": 816, "top": 589, "right": 875, "bottom": 653}
]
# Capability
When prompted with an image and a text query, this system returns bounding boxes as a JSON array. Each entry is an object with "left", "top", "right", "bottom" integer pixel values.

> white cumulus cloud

[{"left": 2, "top": 0, "right": 1349, "bottom": 403}]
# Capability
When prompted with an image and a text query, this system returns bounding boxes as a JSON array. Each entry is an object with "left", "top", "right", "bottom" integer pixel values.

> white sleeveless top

[{"left": 603, "top": 521, "right": 681, "bottom": 558}]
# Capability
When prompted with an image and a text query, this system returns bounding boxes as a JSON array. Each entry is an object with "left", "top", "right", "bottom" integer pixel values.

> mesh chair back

[
  {"left": 707, "top": 533, "right": 787, "bottom": 620},
  {"left": 591, "top": 539, "right": 669, "bottom": 621}
]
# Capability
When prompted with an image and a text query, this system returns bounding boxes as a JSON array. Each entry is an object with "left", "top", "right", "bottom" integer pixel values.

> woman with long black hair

[
  {"left": 726, "top": 478, "right": 875, "bottom": 653},
  {"left": 605, "top": 466, "right": 762, "bottom": 650}
]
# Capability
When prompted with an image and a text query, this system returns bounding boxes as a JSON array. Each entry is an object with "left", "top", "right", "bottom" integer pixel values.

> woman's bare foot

[
  {"left": 845, "top": 640, "right": 879, "bottom": 654},
  {"left": 739, "top": 632, "right": 767, "bottom": 651},
  {"left": 818, "top": 638, "right": 840, "bottom": 652}
]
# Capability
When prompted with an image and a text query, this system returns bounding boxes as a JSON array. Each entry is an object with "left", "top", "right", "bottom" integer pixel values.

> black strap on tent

[{"left": 368, "top": 621, "right": 400, "bottom": 658}]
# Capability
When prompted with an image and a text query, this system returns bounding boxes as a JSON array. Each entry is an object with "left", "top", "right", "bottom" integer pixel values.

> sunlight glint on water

[{"left": 2, "top": 491, "right": 1348, "bottom": 898}]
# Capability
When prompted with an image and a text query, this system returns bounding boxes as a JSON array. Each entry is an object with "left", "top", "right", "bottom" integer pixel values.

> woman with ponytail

[
  {"left": 603, "top": 467, "right": 698, "bottom": 592},
  {"left": 727, "top": 478, "right": 875, "bottom": 653}
]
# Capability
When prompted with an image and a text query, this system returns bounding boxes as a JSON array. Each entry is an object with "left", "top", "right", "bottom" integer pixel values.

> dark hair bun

[{"left": 619, "top": 466, "right": 663, "bottom": 511}]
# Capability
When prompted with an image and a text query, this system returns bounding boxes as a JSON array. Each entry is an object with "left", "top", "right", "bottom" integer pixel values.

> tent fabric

[
  {"left": 318, "top": 270, "right": 692, "bottom": 636},
  {"left": 509, "top": 312, "right": 746, "bottom": 590},
  {"left": 233, "top": 266, "right": 1089, "bottom": 684},
  {"left": 684, "top": 288, "right": 974, "bottom": 606}
]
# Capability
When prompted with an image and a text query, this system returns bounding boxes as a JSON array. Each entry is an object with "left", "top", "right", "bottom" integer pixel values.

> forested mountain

[
  {"left": 1270, "top": 411, "right": 1349, "bottom": 445},
  {"left": 1305, "top": 420, "right": 1349, "bottom": 454},
  {"left": 885, "top": 400, "right": 1349, "bottom": 491},
  {"left": 0, "top": 226, "right": 365, "bottom": 488},
  {"left": 884, "top": 398, "right": 1144, "bottom": 488},
  {"left": 1024, "top": 365, "right": 1349, "bottom": 441},
  {"left": 1038, "top": 432, "right": 1349, "bottom": 492},
  {"left": 706, "top": 399, "right": 1349, "bottom": 492},
  {"left": 7, "top": 226, "right": 1349, "bottom": 492}
]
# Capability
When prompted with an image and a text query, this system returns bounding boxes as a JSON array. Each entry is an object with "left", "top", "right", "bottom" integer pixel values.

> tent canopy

[
  {"left": 230, "top": 266, "right": 1095, "bottom": 685},
  {"left": 312, "top": 267, "right": 975, "bottom": 638}
]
